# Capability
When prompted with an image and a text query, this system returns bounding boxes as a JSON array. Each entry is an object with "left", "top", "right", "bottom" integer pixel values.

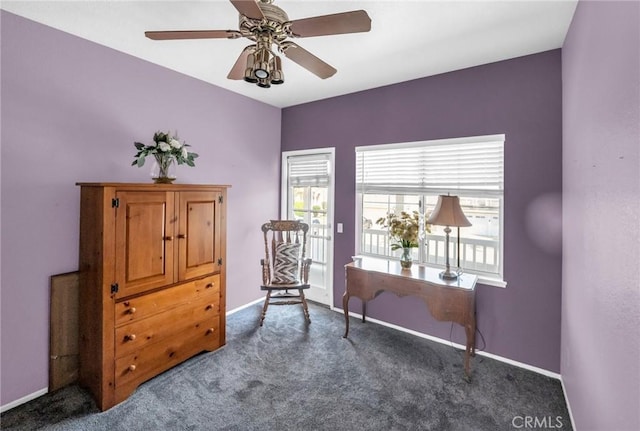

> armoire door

[
  {"left": 114, "top": 190, "right": 176, "bottom": 298},
  {"left": 177, "top": 190, "right": 220, "bottom": 281}
]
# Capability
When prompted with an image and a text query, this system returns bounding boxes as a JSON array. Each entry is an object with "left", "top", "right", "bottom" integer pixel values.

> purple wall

[
  {"left": 282, "top": 50, "right": 563, "bottom": 373},
  {"left": 562, "top": 2, "right": 640, "bottom": 430},
  {"left": 1, "top": 11, "right": 281, "bottom": 407}
]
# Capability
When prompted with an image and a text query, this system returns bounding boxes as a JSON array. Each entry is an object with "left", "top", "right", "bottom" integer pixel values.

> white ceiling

[{"left": 2, "top": 0, "right": 578, "bottom": 108}]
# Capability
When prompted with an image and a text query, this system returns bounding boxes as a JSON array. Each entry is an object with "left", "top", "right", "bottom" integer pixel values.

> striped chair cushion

[{"left": 272, "top": 242, "right": 300, "bottom": 284}]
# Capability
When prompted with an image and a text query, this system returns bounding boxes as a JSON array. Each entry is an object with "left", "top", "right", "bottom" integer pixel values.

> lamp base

[{"left": 439, "top": 270, "right": 459, "bottom": 281}]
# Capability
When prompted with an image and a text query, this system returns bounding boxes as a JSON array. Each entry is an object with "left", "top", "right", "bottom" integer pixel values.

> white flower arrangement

[
  {"left": 132, "top": 131, "right": 198, "bottom": 168},
  {"left": 376, "top": 210, "right": 431, "bottom": 250}
]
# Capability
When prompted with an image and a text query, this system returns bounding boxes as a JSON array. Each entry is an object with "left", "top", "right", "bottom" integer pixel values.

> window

[{"left": 355, "top": 135, "right": 505, "bottom": 284}]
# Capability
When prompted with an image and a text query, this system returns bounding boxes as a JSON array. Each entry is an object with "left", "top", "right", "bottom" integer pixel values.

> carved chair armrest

[{"left": 301, "top": 258, "right": 312, "bottom": 283}]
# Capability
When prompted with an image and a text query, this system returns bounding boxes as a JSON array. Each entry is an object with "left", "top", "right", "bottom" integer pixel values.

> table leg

[
  {"left": 464, "top": 322, "right": 475, "bottom": 381},
  {"left": 342, "top": 291, "right": 350, "bottom": 338},
  {"left": 470, "top": 320, "right": 476, "bottom": 357},
  {"left": 362, "top": 301, "right": 367, "bottom": 323}
]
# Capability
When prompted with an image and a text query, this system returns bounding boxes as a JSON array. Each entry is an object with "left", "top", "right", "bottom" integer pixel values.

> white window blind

[
  {"left": 356, "top": 134, "right": 504, "bottom": 196},
  {"left": 287, "top": 154, "right": 331, "bottom": 187}
]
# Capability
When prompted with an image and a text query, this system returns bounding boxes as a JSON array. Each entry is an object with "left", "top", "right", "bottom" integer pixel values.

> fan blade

[
  {"left": 145, "top": 30, "right": 242, "bottom": 40},
  {"left": 281, "top": 42, "right": 336, "bottom": 79},
  {"left": 227, "top": 45, "right": 255, "bottom": 80},
  {"left": 289, "top": 10, "right": 371, "bottom": 38},
  {"left": 229, "top": 0, "right": 264, "bottom": 19}
]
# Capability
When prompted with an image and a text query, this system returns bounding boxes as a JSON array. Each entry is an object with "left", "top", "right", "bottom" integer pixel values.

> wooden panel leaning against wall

[
  {"left": 49, "top": 271, "right": 80, "bottom": 392},
  {"left": 76, "top": 183, "right": 229, "bottom": 411}
]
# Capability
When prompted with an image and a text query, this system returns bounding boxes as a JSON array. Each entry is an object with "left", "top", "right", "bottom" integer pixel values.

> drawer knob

[
  {"left": 127, "top": 307, "right": 137, "bottom": 314},
  {"left": 163, "top": 236, "right": 174, "bottom": 241},
  {"left": 178, "top": 234, "right": 187, "bottom": 239},
  {"left": 206, "top": 328, "right": 215, "bottom": 335},
  {"left": 205, "top": 304, "right": 214, "bottom": 311},
  {"left": 128, "top": 365, "right": 136, "bottom": 372},
  {"left": 124, "top": 334, "right": 136, "bottom": 341},
  {"left": 206, "top": 283, "right": 214, "bottom": 289}
]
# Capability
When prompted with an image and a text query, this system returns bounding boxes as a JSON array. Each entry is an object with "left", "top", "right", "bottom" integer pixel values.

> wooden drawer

[
  {"left": 115, "top": 274, "right": 219, "bottom": 326},
  {"left": 115, "top": 295, "right": 220, "bottom": 359},
  {"left": 114, "top": 317, "right": 221, "bottom": 399}
]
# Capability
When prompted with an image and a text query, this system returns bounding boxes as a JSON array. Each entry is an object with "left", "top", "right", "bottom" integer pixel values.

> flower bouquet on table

[
  {"left": 132, "top": 131, "right": 198, "bottom": 183},
  {"left": 376, "top": 210, "right": 430, "bottom": 269}
]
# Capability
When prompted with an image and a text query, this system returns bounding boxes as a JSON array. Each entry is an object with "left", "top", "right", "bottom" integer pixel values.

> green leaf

[
  {"left": 134, "top": 142, "right": 145, "bottom": 150},
  {"left": 137, "top": 156, "right": 146, "bottom": 168}
]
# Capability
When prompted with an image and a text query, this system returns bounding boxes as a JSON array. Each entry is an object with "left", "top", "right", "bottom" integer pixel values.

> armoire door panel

[
  {"left": 178, "top": 191, "right": 219, "bottom": 280},
  {"left": 185, "top": 201, "right": 215, "bottom": 267},
  {"left": 126, "top": 202, "right": 167, "bottom": 281},
  {"left": 115, "top": 191, "right": 175, "bottom": 298}
]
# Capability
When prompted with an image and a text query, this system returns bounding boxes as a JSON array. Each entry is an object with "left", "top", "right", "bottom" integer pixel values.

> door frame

[{"left": 281, "top": 148, "right": 335, "bottom": 308}]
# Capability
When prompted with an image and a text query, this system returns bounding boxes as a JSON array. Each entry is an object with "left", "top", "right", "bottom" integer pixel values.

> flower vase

[
  {"left": 151, "top": 155, "right": 176, "bottom": 184},
  {"left": 400, "top": 247, "right": 413, "bottom": 269}
]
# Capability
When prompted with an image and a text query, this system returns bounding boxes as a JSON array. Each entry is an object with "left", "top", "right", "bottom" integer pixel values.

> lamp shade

[{"left": 427, "top": 195, "right": 472, "bottom": 227}]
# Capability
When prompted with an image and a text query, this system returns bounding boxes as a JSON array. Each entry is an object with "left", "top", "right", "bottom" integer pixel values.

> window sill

[{"left": 476, "top": 276, "right": 507, "bottom": 288}]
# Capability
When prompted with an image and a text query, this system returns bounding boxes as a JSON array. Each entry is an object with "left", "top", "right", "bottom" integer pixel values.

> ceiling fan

[{"left": 145, "top": 0, "right": 371, "bottom": 88}]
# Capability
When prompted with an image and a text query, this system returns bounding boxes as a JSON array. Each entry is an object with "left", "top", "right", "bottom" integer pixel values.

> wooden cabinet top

[{"left": 76, "top": 182, "right": 231, "bottom": 190}]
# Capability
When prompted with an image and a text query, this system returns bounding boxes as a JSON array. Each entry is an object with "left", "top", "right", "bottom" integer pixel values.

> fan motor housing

[
  {"left": 239, "top": 3, "right": 290, "bottom": 44},
  {"left": 258, "top": 3, "right": 289, "bottom": 23}
]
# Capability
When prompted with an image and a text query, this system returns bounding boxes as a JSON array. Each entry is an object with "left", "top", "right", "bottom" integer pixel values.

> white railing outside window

[{"left": 362, "top": 228, "right": 500, "bottom": 276}]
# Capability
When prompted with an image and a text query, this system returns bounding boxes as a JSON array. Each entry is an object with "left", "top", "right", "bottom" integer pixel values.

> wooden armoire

[{"left": 76, "top": 183, "right": 229, "bottom": 410}]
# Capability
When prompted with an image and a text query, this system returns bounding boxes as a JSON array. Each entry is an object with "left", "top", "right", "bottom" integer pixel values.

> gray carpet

[{"left": 1, "top": 302, "right": 572, "bottom": 430}]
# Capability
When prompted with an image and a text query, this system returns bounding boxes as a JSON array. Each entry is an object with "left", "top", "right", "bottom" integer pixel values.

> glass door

[{"left": 281, "top": 150, "right": 334, "bottom": 306}]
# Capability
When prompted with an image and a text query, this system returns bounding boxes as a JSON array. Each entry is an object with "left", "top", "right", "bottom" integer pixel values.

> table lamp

[{"left": 427, "top": 195, "right": 472, "bottom": 280}]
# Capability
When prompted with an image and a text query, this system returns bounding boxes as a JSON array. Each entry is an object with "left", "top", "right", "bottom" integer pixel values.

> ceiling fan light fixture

[
  {"left": 243, "top": 71, "right": 258, "bottom": 83},
  {"left": 243, "top": 52, "right": 258, "bottom": 83},
  {"left": 270, "top": 56, "right": 284, "bottom": 85},
  {"left": 253, "top": 47, "right": 271, "bottom": 79},
  {"left": 254, "top": 66, "right": 269, "bottom": 79},
  {"left": 270, "top": 70, "right": 284, "bottom": 85}
]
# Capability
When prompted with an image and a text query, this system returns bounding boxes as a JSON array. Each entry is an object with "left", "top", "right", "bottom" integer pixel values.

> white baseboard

[
  {"left": 1, "top": 387, "right": 48, "bottom": 413},
  {"left": 560, "top": 376, "right": 577, "bottom": 430},
  {"left": 226, "top": 297, "right": 263, "bottom": 316},
  {"left": 334, "top": 308, "right": 562, "bottom": 380}
]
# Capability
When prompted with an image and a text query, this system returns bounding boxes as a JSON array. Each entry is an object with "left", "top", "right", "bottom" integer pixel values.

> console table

[{"left": 342, "top": 257, "right": 478, "bottom": 378}]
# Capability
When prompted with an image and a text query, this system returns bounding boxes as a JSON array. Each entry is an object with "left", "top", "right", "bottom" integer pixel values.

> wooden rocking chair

[{"left": 259, "top": 220, "right": 312, "bottom": 326}]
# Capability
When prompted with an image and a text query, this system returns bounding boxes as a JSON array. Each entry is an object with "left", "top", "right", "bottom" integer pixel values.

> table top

[{"left": 346, "top": 256, "right": 477, "bottom": 291}]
